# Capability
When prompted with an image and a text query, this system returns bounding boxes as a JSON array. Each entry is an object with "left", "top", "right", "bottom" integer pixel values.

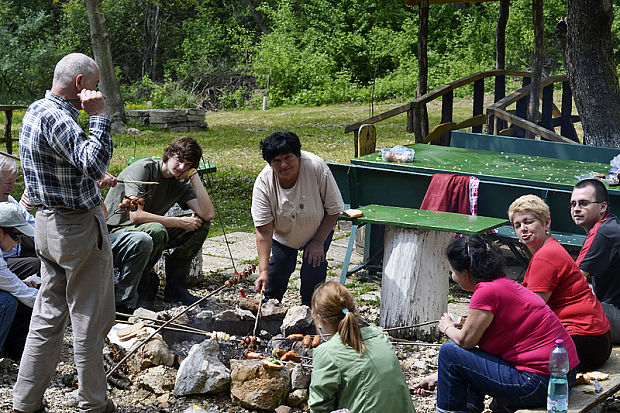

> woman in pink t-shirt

[
  {"left": 417, "top": 235, "right": 578, "bottom": 413},
  {"left": 509, "top": 194, "right": 611, "bottom": 372}
]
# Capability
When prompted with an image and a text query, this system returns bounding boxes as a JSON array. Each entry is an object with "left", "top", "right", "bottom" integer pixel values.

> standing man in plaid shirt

[{"left": 13, "top": 53, "right": 119, "bottom": 413}]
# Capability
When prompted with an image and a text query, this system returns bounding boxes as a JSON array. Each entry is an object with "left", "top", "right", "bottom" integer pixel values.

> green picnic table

[{"left": 342, "top": 204, "right": 507, "bottom": 340}]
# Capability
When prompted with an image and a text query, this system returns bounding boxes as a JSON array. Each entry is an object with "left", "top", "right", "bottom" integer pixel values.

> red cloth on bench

[{"left": 420, "top": 174, "right": 470, "bottom": 214}]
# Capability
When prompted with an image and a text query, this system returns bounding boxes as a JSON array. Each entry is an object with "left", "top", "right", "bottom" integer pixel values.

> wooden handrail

[
  {"left": 345, "top": 70, "right": 579, "bottom": 147},
  {"left": 488, "top": 108, "right": 576, "bottom": 144},
  {"left": 344, "top": 102, "right": 415, "bottom": 133},
  {"left": 414, "top": 70, "right": 530, "bottom": 105},
  {"left": 489, "top": 75, "right": 568, "bottom": 111},
  {"left": 345, "top": 69, "right": 530, "bottom": 134}
]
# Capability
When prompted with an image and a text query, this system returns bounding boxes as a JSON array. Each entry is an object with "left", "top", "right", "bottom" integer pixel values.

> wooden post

[
  {"left": 416, "top": 0, "right": 429, "bottom": 142},
  {"left": 407, "top": 108, "right": 414, "bottom": 134},
  {"left": 494, "top": 75, "right": 506, "bottom": 132},
  {"left": 560, "top": 81, "right": 579, "bottom": 142},
  {"left": 496, "top": 0, "right": 510, "bottom": 71},
  {"left": 541, "top": 83, "right": 554, "bottom": 131},
  {"left": 514, "top": 77, "right": 531, "bottom": 137},
  {"left": 440, "top": 91, "right": 453, "bottom": 146},
  {"left": 3, "top": 110, "right": 12, "bottom": 154},
  {"left": 528, "top": 0, "right": 544, "bottom": 137},
  {"left": 379, "top": 226, "right": 452, "bottom": 341},
  {"left": 473, "top": 78, "right": 484, "bottom": 134}
]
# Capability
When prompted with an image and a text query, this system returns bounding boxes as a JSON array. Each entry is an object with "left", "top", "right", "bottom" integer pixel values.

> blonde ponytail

[{"left": 311, "top": 282, "right": 366, "bottom": 354}]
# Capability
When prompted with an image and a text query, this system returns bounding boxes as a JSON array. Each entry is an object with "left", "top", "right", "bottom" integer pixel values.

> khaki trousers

[{"left": 13, "top": 206, "right": 116, "bottom": 413}]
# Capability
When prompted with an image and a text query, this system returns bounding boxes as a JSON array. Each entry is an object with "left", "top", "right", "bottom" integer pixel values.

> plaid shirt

[{"left": 19, "top": 91, "right": 113, "bottom": 210}]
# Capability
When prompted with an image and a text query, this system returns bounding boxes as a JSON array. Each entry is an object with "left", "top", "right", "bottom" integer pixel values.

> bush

[{"left": 122, "top": 76, "right": 200, "bottom": 109}]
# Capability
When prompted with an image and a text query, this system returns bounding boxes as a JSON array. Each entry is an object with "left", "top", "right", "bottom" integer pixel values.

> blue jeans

[
  {"left": 0, "top": 290, "right": 18, "bottom": 350},
  {"left": 266, "top": 231, "right": 334, "bottom": 307},
  {"left": 437, "top": 341, "right": 576, "bottom": 413}
]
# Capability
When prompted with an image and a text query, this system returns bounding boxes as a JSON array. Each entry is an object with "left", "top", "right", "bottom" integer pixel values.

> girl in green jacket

[{"left": 309, "top": 281, "right": 416, "bottom": 413}]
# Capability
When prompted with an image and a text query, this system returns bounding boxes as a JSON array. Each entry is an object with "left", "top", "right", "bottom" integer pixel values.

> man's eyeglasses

[
  {"left": 6, "top": 231, "right": 24, "bottom": 242},
  {"left": 569, "top": 200, "right": 604, "bottom": 209}
]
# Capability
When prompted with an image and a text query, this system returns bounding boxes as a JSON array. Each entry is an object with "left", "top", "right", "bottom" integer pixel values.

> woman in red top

[{"left": 509, "top": 194, "right": 611, "bottom": 372}]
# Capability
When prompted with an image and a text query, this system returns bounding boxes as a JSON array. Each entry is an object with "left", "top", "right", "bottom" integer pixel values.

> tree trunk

[
  {"left": 379, "top": 226, "right": 451, "bottom": 341},
  {"left": 555, "top": 0, "right": 620, "bottom": 148},
  {"left": 496, "top": 0, "right": 510, "bottom": 70},
  {"left": 85, "top": 0, "right": 126, "bottom": 133},
  {"left": 244, "top": 0, "right": 268, "bottom": 34},
  {"left": 527, "top": 0, "right": 544, "bottom": 135},
  {"left": 142, "top": 2, "right": 165, "bottom": 80},
  {"left": 415, "top": 0, "right": 429, "bottom": 142}
]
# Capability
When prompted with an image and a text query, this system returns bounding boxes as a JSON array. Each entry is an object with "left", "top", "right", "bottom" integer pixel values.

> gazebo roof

[{"left": 405, "top": 0, "right": 498, "bottom": 6}]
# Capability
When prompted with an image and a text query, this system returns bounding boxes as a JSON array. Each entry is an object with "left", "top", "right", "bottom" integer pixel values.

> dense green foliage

[{"left": 0, "top": 0, "right": 618, "bottom": 108}]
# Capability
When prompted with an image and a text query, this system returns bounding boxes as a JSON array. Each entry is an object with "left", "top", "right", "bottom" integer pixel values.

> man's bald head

[{"left": 52, "top": 53, "right": 99, "bottom": 89}]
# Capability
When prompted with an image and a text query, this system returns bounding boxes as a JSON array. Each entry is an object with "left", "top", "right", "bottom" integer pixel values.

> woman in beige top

[{"left": 251, "top": 131, "right": 344, "bottom": 306}]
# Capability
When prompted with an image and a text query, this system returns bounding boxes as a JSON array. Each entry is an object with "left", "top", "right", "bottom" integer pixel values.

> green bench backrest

[{"left": 450, "top": 131, "right": 620, "bottom": 163}]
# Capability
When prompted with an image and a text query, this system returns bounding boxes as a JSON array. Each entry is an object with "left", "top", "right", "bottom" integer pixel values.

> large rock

[
  {"left": 137, "top": 365, "right": 177, "bottom": 395},
  {"left": 174, "top": 339, "right": 230, "bottom": 396},
  {"left": 230, "top": 359, "right": 290, "bottom": 411},
  {"left": 280, "top": 305, "right": 315, "bottom": 336},
  {"left": 290, "top": 364, "right": 311, "bottom": 389},
  {"left": 261, "top": 299, "right": 289, "bottom": 320},
  {"left": 130, "top": 335, "right": 175, "bottom": 372},
  {"left": 287, "top": 389, "right": 308, "bottom": 407}
]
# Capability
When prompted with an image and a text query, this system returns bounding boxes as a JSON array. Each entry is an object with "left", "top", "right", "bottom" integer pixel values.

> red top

[
  {"left": 524, "top": 238, "right": 609, "bottom": 336},
  {"left": 471, "top": 277, "right": 579, "bottom": 375}
]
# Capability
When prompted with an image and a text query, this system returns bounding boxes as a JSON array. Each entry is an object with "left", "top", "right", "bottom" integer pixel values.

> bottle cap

[{"left": 555, "top": 339, "right": 564, "bottom": 345}]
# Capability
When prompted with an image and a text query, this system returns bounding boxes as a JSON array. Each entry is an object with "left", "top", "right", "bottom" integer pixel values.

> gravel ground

[
  {"left": 2, "top": 230, "right": 617, "bottom": 413},
  {"left": 0, "top": 269, "right": 445, "bottom": 413}
]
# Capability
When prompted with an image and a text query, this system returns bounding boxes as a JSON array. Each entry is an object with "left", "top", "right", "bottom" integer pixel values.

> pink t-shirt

[
  {"left": 470, "top": 277, "right": 579, "bottom": 375},
  {"left": 524, "top": 238, "right": 609, "bottom": 336}
]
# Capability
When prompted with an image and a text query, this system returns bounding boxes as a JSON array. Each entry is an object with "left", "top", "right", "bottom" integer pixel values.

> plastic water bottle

[{"left": 547, "top": 339, "right": 569, "bottom": 413}]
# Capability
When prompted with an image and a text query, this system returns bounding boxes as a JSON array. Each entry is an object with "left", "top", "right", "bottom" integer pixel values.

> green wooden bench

[
  {"left": 126, "top": 155, "right": 216, "bottom": 176},
  {"left": 339, "top": 204, "right": 508, "bottom": 283},
  {"left": 340, "top": 204, "right": 507, "bottom": 340},
  {"left": 516, "top": 346, "right": 620, "bottom": 413}
]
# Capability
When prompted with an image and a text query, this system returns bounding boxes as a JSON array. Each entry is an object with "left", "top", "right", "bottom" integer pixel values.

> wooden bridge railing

[
  {"left": 487, "top": 74, "right": 579, "bottom": 144},
  {"left": 344, "top": 70, "right": 582, "bottom": 154}
]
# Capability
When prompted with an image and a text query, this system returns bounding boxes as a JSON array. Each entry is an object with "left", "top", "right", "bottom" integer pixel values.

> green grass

[{"left": 1, "top": 100, "right": 485, "bottom": 236}]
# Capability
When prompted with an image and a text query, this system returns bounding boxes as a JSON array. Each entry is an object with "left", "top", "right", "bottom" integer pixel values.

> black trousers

[
  {"left": 6, "top": 236, "right": 41, "bottom": 280},
  {"left": 265, "top": 231, "right": 334, "bottom": 307},
  {"left": 572, "top": 330, "right": 613, "bottom": 372}
]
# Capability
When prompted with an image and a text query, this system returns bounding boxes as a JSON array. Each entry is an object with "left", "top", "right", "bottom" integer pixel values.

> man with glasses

[{"left": 571, "top": 178, "right": 620, "bottom": 343}]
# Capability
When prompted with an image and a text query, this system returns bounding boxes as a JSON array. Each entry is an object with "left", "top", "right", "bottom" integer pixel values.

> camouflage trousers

[{"left": 110, "top": 220, "right": 210, "bottom": 272}]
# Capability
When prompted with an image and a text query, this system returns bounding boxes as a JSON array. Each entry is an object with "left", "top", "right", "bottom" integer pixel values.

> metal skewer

[
  {"left": 252, "top": 289, "right": 264, "bottom": 337},
  {"left": 106, "top": 284, "right": 226, "bottom": 378},
  {"left": 117, "top": 179, "right": 159, "bottom": 185}
]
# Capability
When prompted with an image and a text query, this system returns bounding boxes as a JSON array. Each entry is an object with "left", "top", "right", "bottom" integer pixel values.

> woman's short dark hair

[
  {"left": 446, "top": 235, "right": 505, "bottom": 283},
  {"left": 162, "top": 136, "right": 202, "bottom": 168},
  {"left": 260, "top": 131, "right": 302, "bottom": 163}
]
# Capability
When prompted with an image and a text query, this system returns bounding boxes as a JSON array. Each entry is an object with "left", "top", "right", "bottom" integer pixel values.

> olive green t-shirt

[{"left": 104, "top": 158, "right": 195, "bottom": 227}]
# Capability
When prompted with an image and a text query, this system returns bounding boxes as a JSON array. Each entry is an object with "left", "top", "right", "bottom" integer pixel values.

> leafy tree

[{"left": 0, "top": 1, "right": 69, "bottom": 102}]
